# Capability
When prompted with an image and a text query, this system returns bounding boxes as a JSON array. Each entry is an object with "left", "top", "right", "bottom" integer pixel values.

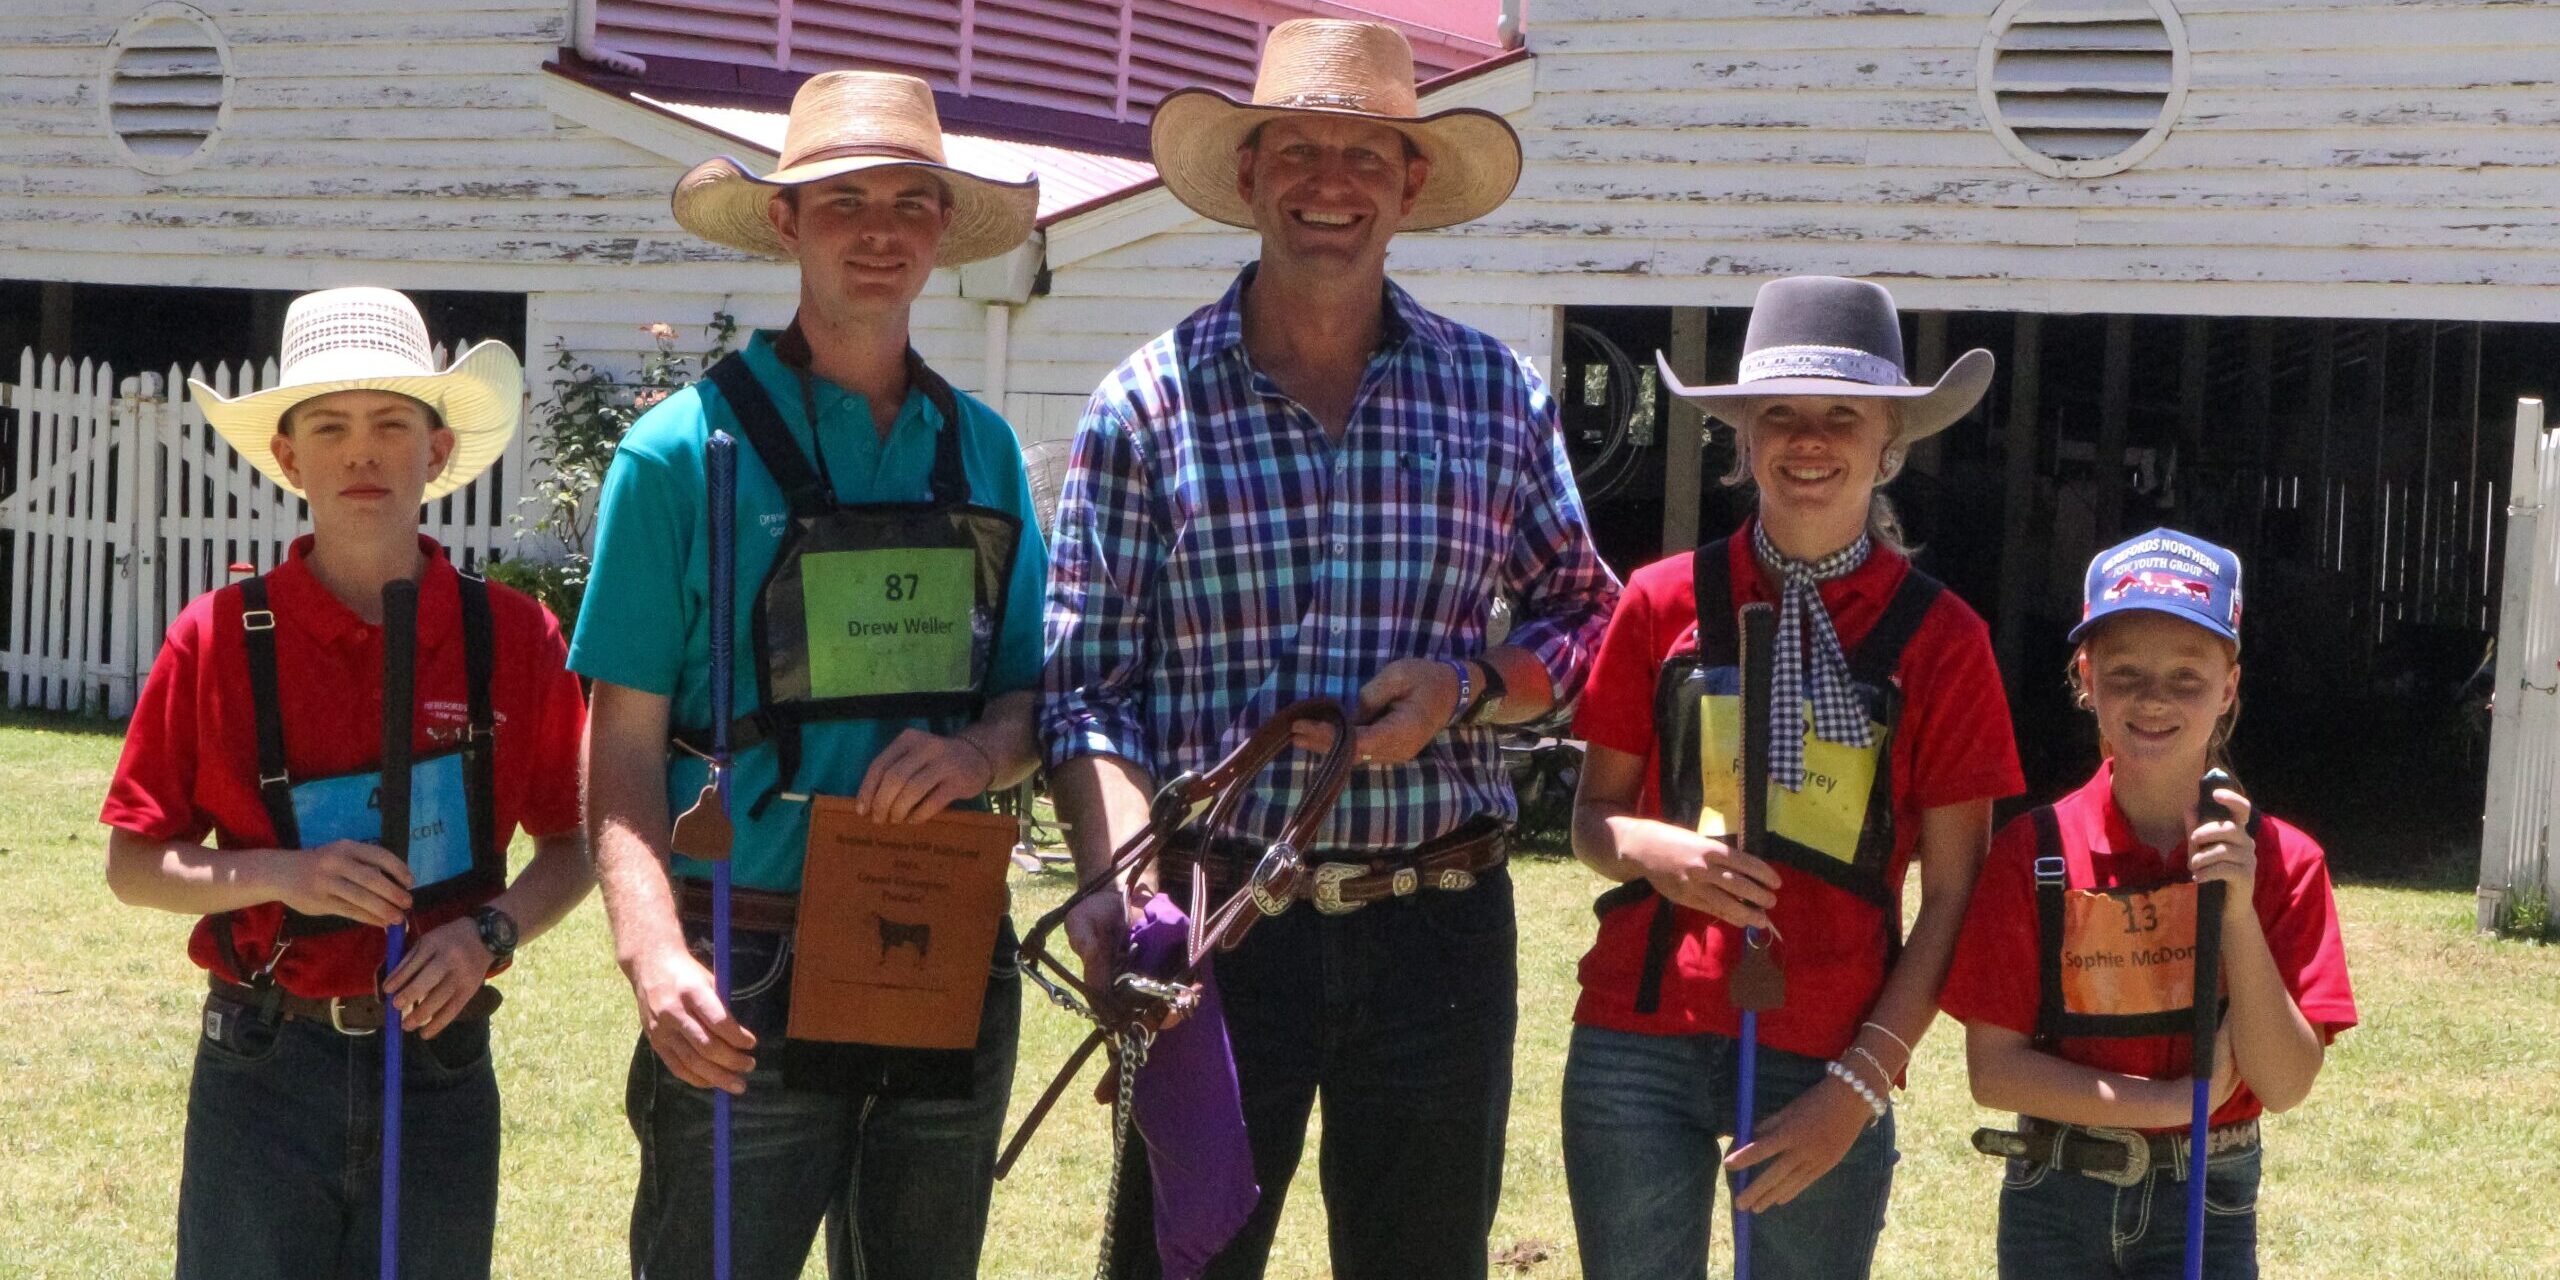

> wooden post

[
  {"left": 1908, "top": 311, "right": 1949, "bottom": 478},
  {"left": 1660, "top": 307, "right": 1708, "bottom": 556},
  {"left": 1995, "top": 314, "right": 2043, "bottom": 683},
  {"left": 2096, "top": 315, "right": 2131, "bottom": 545},
  {"left": 2478, "top": 398, "right": 2547, "bottom": 932},
  {"left": 37, "top": 283, "right": 72, "bottom": 360}
]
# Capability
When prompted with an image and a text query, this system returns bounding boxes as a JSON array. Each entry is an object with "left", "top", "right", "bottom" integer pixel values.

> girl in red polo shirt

[
  {"left": 1941, "top": 530, "right": 2355, "bottom": 1278},
  {"left": 98, "top": 288, "right": 591, "bottom": 1280},
  {"left": 1562, "top": 277, "right": 2024, "bottom": 1280}
]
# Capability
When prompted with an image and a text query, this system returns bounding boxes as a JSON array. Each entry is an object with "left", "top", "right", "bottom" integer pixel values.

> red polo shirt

[
  {"left": 1570, "top": 524, "right": 2024, "bottom": 1060},
  {"left": 1940, "top": 759, "right": 2358, "bottom": 1128},
  {"left": 102, "top": 535, "right": 587, "bottom": 999}
]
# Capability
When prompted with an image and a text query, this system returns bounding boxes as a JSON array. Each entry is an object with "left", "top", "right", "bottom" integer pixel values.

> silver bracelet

[
  {"left": 1846, "top": 1044, "right": 1896, "bottom": 1094},
  {"left": 1827, "top": 1058, "right": 1890, "bottom": 1122},
  {"left": 1859, "top": 1020, "right": 1915, "bottom": 1062}
]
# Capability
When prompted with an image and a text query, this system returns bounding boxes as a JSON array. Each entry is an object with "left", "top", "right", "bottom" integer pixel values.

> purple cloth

[{"left": 1127, "top": 894, "right": 1258, "bottom": 1280}]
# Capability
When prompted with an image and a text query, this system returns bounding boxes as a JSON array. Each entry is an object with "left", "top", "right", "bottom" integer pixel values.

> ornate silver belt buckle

[
  {"left": 1434, "top": 868, "right": 1477, "bottom": 892},
  {"left": 1247, "top": 843, "right": 1302, "bottom": 917},
  {"left": 2084, "top": 1126, "right": 2149, "bottom": 1187},
  {"left": 1310, "top": 862, "right": 1365, "bottom": 914}
]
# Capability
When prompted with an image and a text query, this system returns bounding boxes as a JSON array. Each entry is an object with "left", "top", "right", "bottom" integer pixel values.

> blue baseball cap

[{"left": 2069, "top": 528, "right": 2243, "bottom": 648}]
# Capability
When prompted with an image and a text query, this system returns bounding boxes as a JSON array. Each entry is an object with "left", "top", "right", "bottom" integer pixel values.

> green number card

[{"left": 800, "top": 548, "right": 975, "bottom": 699}]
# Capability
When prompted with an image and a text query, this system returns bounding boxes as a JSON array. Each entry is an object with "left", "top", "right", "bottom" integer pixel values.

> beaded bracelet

[{"left": 1827, "top": 1058, "right": 1890, "bottom": 1122}]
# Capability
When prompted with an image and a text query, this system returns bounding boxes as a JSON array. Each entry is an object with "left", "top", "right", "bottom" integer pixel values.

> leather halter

[{"left": 998, "top": 698, "right": 1359, "bottom": 1177}]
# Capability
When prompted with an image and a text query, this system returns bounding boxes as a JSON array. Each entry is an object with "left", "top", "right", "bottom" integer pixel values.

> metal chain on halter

[{"left": 1092, "top": 1026, "right": 1155, "bottom": 1280}]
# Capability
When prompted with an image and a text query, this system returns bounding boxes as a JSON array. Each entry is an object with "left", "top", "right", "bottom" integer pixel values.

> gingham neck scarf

[{"left": 1751, "top": 520, "right": 1874, "bottom": 791}]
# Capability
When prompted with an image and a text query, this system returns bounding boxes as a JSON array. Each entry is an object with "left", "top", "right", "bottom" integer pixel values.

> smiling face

[
  {"left": 1236, "top": 115, "right": 1429, "bottom": 274},
  {"left": 271, "top": 389, "right": 453, "bottom": 534},
  {"left": 2077, "top": 611, "right": 2241, "bottom": 770},
  {"left": 1741, "top": 395, "right": 1899, "bottom": 553},
  {"left": 768, "top": 166, "right": 954, "bottom": 316}
]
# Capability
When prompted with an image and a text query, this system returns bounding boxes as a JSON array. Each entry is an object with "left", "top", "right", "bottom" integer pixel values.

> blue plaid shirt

[{"left": 1040, "top": 266, "right": 1619, "bottom": 851}]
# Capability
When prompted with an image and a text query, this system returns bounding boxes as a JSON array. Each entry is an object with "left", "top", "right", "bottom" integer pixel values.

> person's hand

[
  {"left": 2190, "top": 787, "right": 2258, "bottom": 923},
  {"left": 382, "top": 917, "right": 492, "bottom": 1038},
  {"left": 624, "top": 942, "right": 755, "bottom": 1094},
  {"left": 1724, "top": 1072, "right": 1878, "bottom": 1212},
  {"left": 1334, "top": 658, "right": 1466, "bottom": 767},
  {"left": 853, "top": 727, "right": 998, "bottom": 823},
  {"left": 270, "top": 840, "right": 413, "bottom": 927},
  {"left": 1626, "top": 821, "right": 1780, "bottom": 932}
]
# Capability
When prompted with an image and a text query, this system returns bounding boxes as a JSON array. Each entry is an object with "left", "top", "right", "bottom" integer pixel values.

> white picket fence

[
  {"left": 0, "top": 347, "right": 536, "bottom": 716},
  {"left": 2478, "top": 398, "right": 2560, "bottom": 930}
]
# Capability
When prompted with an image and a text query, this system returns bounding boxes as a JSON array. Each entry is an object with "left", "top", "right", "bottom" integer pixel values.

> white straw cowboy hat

[
  {"left": 672, "top": 71, "right": 1038, "bottom": 265},
  {"left": 1656, "top": 276, "right": 1997, "bottom": 443},
  {"left": 188, "top": 287, "right": 522, "bottom": 502},
  {"left": 1150, "top": 19, "right": 1522, "bottom": 232}
]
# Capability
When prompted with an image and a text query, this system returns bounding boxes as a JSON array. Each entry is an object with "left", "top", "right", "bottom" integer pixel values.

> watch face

[{"left": 478, "top": 908, "right": 518, "bottom": 956}]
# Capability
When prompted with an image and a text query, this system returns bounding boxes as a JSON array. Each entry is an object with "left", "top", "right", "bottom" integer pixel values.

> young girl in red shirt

[{"left": 1941, "top": 529, "right": 2357, "bottom": 1278}]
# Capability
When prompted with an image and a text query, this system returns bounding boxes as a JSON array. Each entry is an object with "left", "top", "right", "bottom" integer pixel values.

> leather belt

[
  {"left": 1972, "top": 1116, "right": 2261, "bottom": 1187},
  {"left": 676, "top": 878, "right": 800, "bottom": 935},
  {"left": 207, "top": 977, "right": 502, "bottom": 1036},
  {"left": 1170, "top": 818, "right": 1508, "bottom": 916}
]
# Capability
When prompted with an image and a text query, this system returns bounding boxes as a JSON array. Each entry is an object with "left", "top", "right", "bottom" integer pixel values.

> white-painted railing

[
  {"left": 2478, "top": 398, "right": 2560, "bottom": 930},
  {"left": 0, "top": 347, "right": 532, "bottom": 716}
]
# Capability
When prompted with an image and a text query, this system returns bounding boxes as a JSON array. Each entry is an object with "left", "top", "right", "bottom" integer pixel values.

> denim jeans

[
  {"left": 1105, "top": 867, "right": 1520, "bottom": 1280},
  {"left": 626, "top": 915, "right": 1021, "bottom": 1280},
  {"left": 1996, "top": 1139, "right": 2262, "bottom": 1279},
  {"left": 176, "top": 997, "right": 501, "bottom": 1280},
  {"left": 1561, "top": 1023, "right": 1898, "bottom": 1280}
]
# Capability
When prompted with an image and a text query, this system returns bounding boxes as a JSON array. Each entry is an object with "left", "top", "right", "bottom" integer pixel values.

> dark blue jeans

[
  {"left": 626, "top": 916, "right": 1021, "bottom": 1280},
  {"left": 176, "top": 996, "right": 501, "bottom": 1280},
  {"left": 1106, "top": 867, "right": 1520, "bottom": 1280},
  {"left": 1997, "top": 1139, "right": 2262, "bottom": 1279},
  {"left": 1561, "top": 1024, "right": 1899, "bottom": 1280}
]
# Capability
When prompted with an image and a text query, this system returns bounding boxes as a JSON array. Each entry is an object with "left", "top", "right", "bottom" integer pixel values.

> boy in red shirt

[
  {"left": 100, "top": 288, "right": 592, "bottom": 1280},
  {"left": 1942, "top": 529, "right": 2355, "bottom": 1278},
  {"left": 1563, "top": 276, "right": 2023, "bottom": 1279}
]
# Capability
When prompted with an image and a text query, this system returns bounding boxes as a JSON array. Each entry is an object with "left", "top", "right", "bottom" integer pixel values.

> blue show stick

[
  {"left": 1730, "top": 602, "right": 1780, "bottom": 1280},
  {"left": 378, "top": 578, "right": 420, "bottom": 1280},
  {"left": 2186, "top": 769, "right": 2235, "bottom": 1280},
  {"left": 706, "top": 429, "right": 738, "bottom": 1280}
]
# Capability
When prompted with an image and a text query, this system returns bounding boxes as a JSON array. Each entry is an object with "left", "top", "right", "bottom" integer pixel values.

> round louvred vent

[
  {"left": 1979, "top": 0, "right": 2189, "bottom": 179},
  {"left": 100, "top": 2, "right": 232, "bottom": 175}
]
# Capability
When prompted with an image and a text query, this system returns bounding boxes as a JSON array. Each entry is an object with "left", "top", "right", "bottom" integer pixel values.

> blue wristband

[{"left": 1441, "top": 656, "right": 1474, "bottom": 728}]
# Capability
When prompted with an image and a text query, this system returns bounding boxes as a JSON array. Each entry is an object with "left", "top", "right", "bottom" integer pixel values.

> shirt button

[{"left": 1331, "top": 538, "right": 1347, "bottom": 554}]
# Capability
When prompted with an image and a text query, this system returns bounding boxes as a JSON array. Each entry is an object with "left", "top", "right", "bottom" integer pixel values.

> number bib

[
  {"left": 1693, "top": 691, "right": 1883, "bottom": 867},
  {"left": 800, "top": 547, "right": 978, "bottom": 699},
  {"left": 2056, "top": 882, "right": 2203, "bottom": 1020},
  {"left": 289, "top": 750, "right": 478, "bottom": 891}
]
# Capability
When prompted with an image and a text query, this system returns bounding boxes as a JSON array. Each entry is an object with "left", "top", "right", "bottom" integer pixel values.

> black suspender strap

[
  {"left": 238, "top": 577, "right": 300, "bottom": 851},
  {"left": 908, "top": 350, "right": 968, "bottom": 507},
  {"left": 458, "top": 571, "right": 499, "bottom": 876},
  {"left": 1691, "top": 537, "right": 1738, "bottom": 666},
  {"left": 2031, "top": 806, "right": 2069, "bottom": 1053},
  {"left": 706, "top": 353, "right": 835, "bottom": 523},
  {"left": 1848, "top": 568, "right": 1944, "bottom": 688}
]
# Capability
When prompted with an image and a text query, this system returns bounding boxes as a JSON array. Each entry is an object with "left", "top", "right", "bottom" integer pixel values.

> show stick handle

[
  {"left": 378, "top": 577, "right": 418, "bottom": 1280},
  {"left": 1730, "top": 603, "right": 1783, "bottom": 1013}
]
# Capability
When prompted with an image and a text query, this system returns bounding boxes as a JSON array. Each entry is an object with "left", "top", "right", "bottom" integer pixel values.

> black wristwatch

[
  {"left": 1462, "top": 660, "right": 1509, "bottom": 726},
  {"left": 473, "top": 906, "right": 519, "bottom": 964}
]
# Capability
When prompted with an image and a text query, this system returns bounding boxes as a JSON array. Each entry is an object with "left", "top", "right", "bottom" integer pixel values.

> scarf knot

[{"left": 1751, "top": 521, "right": 1874, "bottom": 791}]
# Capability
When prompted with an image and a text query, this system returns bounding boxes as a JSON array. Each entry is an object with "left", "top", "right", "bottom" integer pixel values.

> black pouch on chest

[
  {"left": 2028, "top": 806, "right": 2235, "bottom": 1053},
  {"left": 698, "top": 352, "right": 1023, "bottom": 816},
  {"left": 234, "top": 572, "right": 504, "bottom": 942}
]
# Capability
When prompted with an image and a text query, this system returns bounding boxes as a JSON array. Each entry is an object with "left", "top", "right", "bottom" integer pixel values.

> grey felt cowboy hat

[
  {"left": 1149, "top": 19, "right": 1523, "bottom": 232},
  {"left": 672, "top": 71, "right": 1039, "bottom": 266},
  {"left": 1655, "top": 276, "right": 1996, "bottom": 443}
]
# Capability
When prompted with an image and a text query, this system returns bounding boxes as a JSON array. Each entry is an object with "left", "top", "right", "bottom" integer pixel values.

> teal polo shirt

[{"left": 570, "top": 329, "right": 1048, "bottom": 892}]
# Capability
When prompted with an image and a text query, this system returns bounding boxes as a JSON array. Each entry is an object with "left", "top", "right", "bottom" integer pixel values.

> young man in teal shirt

[{"left": 573, "top": 72, "right": 1047, "bottom": 1280}]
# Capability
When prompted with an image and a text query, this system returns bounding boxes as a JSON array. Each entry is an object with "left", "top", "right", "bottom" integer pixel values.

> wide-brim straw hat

[
  {"left": 673, "top": 71, "right": 1038, "bottom": 266},
  {"left": 1150, "top": 19, "right": 1522, "bottom": 232},
  {"left": 1655, "top": 276, "right": 1996, "bottom": 443},
  {"left": 187, "top": 287, "right": 521, "bottom": 502}
]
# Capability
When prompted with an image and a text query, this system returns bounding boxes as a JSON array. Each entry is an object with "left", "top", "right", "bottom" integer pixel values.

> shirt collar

[
  {"left": 1181, "top": 262, "right": 1448, "bottom": 373},
  {"left": 743, "top": 324, "right": 946, "bottom": 437},
  {"left": 2062, "top": 758, "right": 2166, "bottom": 862},
  {"left": 266, "top": 533, "right": 460, "bottom": 653}
]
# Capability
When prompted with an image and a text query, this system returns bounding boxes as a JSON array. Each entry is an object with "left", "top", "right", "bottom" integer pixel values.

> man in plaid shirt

[{"left": 1039, "top": 21, "right": 1617, "bottom": 1280}]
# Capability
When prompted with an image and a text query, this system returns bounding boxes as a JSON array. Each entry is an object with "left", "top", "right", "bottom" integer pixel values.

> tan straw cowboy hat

[
  {"left": 673, "top": 71, "right": 1038, "bottom": 265},
  {"left": 188, "top": 287, "right": 521, "bottom": 502},
  {"left": 1150, "top": 19, "right": 1522, "bottom": 232}
]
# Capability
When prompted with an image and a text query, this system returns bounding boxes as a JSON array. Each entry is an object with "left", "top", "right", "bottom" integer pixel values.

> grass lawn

[{"left": 4, "top": 706, "right": 2557, "bottom": 1278}]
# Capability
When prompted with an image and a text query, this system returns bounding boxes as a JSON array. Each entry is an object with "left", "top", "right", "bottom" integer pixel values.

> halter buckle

[{"left": 1246, "top": 842, "right": 1303, "bottom": 917}]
